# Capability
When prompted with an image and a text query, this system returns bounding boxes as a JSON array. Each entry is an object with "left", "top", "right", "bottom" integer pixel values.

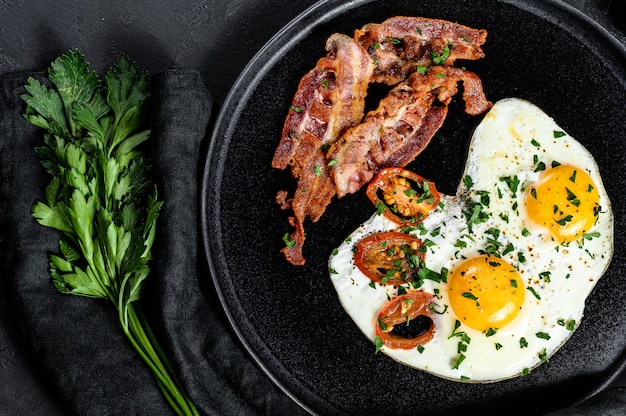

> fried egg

[{"left": 328, "top": 98, "right": 613, "bottom": 382}]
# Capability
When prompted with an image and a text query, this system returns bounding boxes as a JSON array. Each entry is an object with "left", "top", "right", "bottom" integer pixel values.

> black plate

[{"left": 200, "top": 0, "right": 626, "bottom": 414}]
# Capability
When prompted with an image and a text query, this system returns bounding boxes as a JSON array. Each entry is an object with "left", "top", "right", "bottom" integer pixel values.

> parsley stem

[{"left": 122, "top": 302, "right": 199, "bottom": 416}]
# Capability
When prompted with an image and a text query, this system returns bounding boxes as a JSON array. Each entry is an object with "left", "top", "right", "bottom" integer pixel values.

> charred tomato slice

[
  {"left": 354, "top": 231, "right": 424, "bottom": 285},
  {"left": 366, "top": 167, "right": 441, "bottom": 226},
  {"left": 375, "top": 291, "right": 436, "bottom": 350}
]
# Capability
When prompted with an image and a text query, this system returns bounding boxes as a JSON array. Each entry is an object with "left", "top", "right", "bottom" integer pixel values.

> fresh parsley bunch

[{"left": 21, "top": 50, "right": 198, "bottom": 416}]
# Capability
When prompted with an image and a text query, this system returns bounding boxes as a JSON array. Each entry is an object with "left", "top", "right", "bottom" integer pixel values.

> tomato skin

[
  {"left": 366, "top": 167, "right": 441, "bottom": 227},
  {"left": 354, "top": 231, "right": 424, "bottom": 285},
  {"left": 376, "top": 291, "right": 436, "bottom": 350}
]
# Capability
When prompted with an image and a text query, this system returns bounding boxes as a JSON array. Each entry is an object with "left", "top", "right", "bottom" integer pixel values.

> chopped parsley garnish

[
  {"left": 536, "top": 332, "right": 551, "bottom": 340},
  {"left": 527, "top": 286, "right": 541, "bottom": 300},
  {"left": 583, "top": 232, "right": 601, "bottom": 241},
  {"left": 533, "top": 155, "right": 546, "bottom": 172},
  {"left": 282, "top": 233, "right": 296, "bottom": 248},
  {"left": 375, "top": 200, "right": 386, "bottom": 215},
  {"left": 429, "top": 303, "right": 449, "bottom": 315},
  {"left": 430, "top": 45, "right": 450, "bottom": 64},
  {"left": 538, "top": 271, "right": 551, "bottom": 283},
  {"left": 558, "top": 318, "right": 576, "bottom": 331},
  {"left": 477, "top": 190, "right": 491, "bottom": 206},
  {"left": 449, "top": 320, "right": 471, "bottom": 343},
  {"left": 500, "top": 175, "right": 521, "bottom": 197},
  {"left": 462, "top": 292, "right": 479, "bottom": 301},
  {"left": 449, "top": 320, "right": 471, "bottom": 370},
  {"left": 566, "top": 188, "right": 581, "bottom": 207},
  {"left": 555, "top": 214, "right": 573, "bottom": 226},
  {"left": 377, "top": 318, "right": 387, "bottom": 331},
  {"left": 374, "top": 336, "right": 384, "bottom": 354},
  {"left": 416, "top": 264, "right": 448, "bottom": 285},
  {"left": 452, "top": 353, "right": 467, "bottom": 370},
  {"left": 464, "top": 200, "right": 490, "bottom": 233},
  {"left": 454, "top": 239, "right": 467, "bottom": 248},
  {"left": 485, "top": 328, "right": 498, "bottom": 337}
]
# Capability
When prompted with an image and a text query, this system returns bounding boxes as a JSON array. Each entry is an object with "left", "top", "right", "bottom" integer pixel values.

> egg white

[{"left": 328, "top": 98, "right": 614, "bottom": 382}]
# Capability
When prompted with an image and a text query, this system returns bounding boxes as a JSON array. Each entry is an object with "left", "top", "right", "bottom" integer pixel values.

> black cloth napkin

[{"left": 0, "top": 70, "right": 305, "bottom": 415}]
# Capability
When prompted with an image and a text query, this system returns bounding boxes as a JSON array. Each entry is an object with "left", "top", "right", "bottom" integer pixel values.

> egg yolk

[
  {"left": 448, "top": 255, "right": 525, "bottom": 332},
  {"left": 524, "top": 165, "right": 600, "bottom": 243}
]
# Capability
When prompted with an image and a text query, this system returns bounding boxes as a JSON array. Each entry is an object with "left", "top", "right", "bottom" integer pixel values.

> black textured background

[{"left": 1, "top": 1, "right": 625, "bottom": 415}]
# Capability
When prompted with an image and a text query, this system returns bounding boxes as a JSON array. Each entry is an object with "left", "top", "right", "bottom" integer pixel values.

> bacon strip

[
  {"left": 273, "top": 17, "right": 491, "bottom": 265},
  {"left": 355, "top": 16, "right": 488, "bottom": 85},
  {"left": 272, "top": 33, "right": 374, "bottom": 265},
  {"left": 328, "top": 66, "right": 492, "bottom": 197},
  {"left": 272, "top": 33, "right": 374, "bottom": 170}
]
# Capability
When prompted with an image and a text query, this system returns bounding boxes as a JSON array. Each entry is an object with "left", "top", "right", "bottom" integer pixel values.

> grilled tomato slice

[
  {"left": 354, "top": 231, "right": 424, "bottom": 285},
  {"left": 376, "top": 291, "right": 436, "bottom": 350},
  {"left": 366, "top": 167, "right": 440, "bottom": 226}
]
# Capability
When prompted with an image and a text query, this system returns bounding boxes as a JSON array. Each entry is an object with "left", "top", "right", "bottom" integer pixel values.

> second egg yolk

[
  {"left": 524, "top": 165, "right": 600, "bottom": 243},
  {"left": 449, "top": 255, "right": 525, "bottom": 332}
]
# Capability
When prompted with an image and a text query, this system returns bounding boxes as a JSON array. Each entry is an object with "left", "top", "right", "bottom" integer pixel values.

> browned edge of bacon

[{"left": 272, "top": 16, "right": 491, "bottom": 265}]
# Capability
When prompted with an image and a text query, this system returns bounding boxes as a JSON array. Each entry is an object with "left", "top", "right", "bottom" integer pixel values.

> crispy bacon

[
  {"left": 271, "top": 33, "right": 374, "bottom": 265},
  {"left": 275, "top": 135, "right": 336, "bottom": 265},
  {"left": 355, "top": 16, "right": 488, "bottom": 85},
  {"left": 272, "top": 33, "right": 374, "bottom": 170},
  {"left": 273, "top": 17, "right": 491, "bottom": 265},
  {"left": 328, "top": 66, "right": 492, "bottom": 197}
]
